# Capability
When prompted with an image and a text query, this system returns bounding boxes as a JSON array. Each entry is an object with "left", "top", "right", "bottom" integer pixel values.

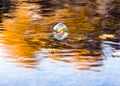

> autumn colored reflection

[
  {"left": 50, "top": 49, "right": 102, "bottom": 70},
  {"left": 2, "top": 3, "right": 43, "bottom": 68},
  {"left": 1, "top": 1, "right": 120, "bottom": 86},
  {"left": 1, "top": 1, "right": 102, "bottom": 69}
]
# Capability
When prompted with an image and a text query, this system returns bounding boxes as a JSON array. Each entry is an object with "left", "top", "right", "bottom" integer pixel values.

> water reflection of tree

[
  {"left": 1, "top": 0, "right": 117, "bottom": 69},
  {"left": 50, "top": 49, "right": 103, "bottom": 71},
  {"left": 2, "top": 3, "right": 42, "bottom": 68},
  {"left": 0, "top": 0, "right": 16, "bottom": 24},
  {"left": 1, "top": 1, "right": 97, "bottom": 69}
]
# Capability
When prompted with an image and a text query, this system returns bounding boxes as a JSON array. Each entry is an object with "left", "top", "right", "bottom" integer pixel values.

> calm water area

[{"left": 0, "top": 0, "right": 120, "bottom": 86}]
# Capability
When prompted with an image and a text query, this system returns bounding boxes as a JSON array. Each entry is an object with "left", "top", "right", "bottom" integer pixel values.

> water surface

[{"left": 0, "top": 1, "right": 120, "bottom": 86}]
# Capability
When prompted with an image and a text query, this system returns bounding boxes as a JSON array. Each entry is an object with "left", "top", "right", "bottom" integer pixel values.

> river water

[{"left": 0, "top": 1, "right": 120, "bottom": 86}]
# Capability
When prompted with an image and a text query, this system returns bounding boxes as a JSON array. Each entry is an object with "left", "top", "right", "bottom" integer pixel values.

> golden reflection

[
  {"left": 1, "top": 1, "right": 101, "bottom": 69},
  {"left": 99, "top": 34, "right": 114, "bottom": 40},
  {"left": 55, "top": 7, "right": 95, "bottom": 34},
  {"left": 50, "top": 49, "right": 102, "bottom": 70},
  {"left": 2, "top": 3, "right": 42, "bottom": 68}
]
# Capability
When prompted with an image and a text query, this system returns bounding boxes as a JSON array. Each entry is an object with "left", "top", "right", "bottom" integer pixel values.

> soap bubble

[{"left": 52, "top": 23, "right": 69, "bottom": 40}]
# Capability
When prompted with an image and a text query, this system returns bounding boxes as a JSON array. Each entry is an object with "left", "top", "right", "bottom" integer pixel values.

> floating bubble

[{"left": 52, "top": 23, "right": 69, "bottom": 40}]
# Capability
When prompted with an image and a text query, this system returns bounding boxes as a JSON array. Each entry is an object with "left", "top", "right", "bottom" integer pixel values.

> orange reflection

[
  {"left": 1, "top": 1, "right": 101, "bottom": 69},
  {"left": 2, "top": 3, "right": 42, "bottom": 69},
  {"left": 50, "top": 49, "right": 102, "bottom": 71}
]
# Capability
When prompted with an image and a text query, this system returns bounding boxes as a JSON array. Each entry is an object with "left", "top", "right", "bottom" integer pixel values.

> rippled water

[{"left": 0, "top": 1, "right": 120, "bottom": 86}]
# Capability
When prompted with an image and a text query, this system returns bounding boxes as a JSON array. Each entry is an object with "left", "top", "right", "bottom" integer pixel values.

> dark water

[{"left": 0, "top": 0, "right": 120, "bottom": 86}]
